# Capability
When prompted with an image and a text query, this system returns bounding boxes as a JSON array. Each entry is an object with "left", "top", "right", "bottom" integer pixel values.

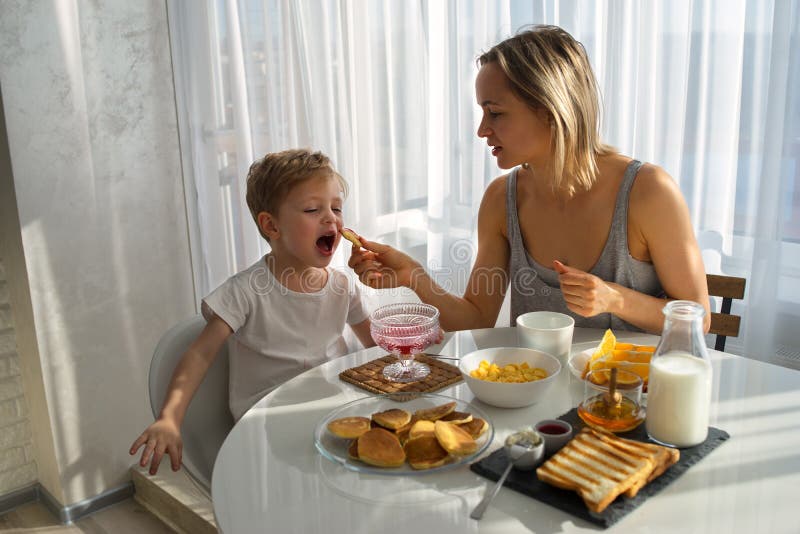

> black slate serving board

[{"left": 470, "top": 408, "right": 730, "bottom": 528}]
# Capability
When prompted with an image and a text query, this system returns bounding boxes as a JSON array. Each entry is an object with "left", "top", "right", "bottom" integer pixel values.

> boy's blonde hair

[
  {"left": 246, "top": 149, "right": 348, "bottom": 240},
  {"left": 478, "top": 25, "right": 616, "bottom": 195}
]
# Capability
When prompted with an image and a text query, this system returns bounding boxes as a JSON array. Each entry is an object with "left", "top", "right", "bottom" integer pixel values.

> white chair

[{"left": 149, "top": 315, "right": 234, "bottom": 492}]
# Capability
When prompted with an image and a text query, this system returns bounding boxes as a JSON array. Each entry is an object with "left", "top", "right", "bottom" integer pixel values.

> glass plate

[{"left": 314, "top": 392, "right": 494, "bottom": 476}]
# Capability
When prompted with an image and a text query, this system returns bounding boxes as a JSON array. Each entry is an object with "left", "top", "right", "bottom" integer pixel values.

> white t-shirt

[{"left": 201, "top": 256, "right": 368, "bottom": 420}]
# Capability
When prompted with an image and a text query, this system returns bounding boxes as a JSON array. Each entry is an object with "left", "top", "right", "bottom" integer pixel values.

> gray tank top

[{"left": 506, "top": 160, "right": 664, "bottom": 331}]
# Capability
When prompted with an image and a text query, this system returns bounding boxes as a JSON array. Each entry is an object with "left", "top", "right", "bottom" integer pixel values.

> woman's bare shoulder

[
  {"left": 479, "top": 173, "right": 510, "bottom": 234},
  {"left": 485, "top": 173, "right": 509, "bottom": 197},
  {"left": 480, "top": 173, "right": 510, "bottom": 211},
  {"left": 629, "top": 163, "right": 690, "bottom": 235},
  {"left": 631, "top": 163, "right": 683, "bottom": 206}
]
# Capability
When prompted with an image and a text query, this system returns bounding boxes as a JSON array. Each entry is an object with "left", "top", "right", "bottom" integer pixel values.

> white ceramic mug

[{"left": 515, "top": 311, "right": 575, "bottom": 362}]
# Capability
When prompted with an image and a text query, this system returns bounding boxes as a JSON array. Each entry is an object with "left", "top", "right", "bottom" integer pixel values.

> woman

[{"left": 349, "top": 25, "right": 709, "bottom": 334}]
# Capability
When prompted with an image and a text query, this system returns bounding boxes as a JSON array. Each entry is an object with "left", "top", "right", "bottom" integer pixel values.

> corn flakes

[{"left": 469, "top": 359, "right": 548, "bottom": 383}]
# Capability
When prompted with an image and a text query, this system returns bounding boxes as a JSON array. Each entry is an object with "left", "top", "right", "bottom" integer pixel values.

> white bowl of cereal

[{"left": 459, "top": 347, "right": 561, "bottom": 408}]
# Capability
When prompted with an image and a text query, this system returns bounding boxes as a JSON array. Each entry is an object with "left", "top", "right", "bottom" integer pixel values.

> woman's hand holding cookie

[{"left": 348, "top": 236, "right": 420, "bottom": 290}]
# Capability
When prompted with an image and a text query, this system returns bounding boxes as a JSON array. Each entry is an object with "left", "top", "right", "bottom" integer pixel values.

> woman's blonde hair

[
  {"left": 478, "top": 25, "right": 615, "bottom": 194},
  {"left": 246, "top": 148, "right": 348, "bottom": 240}
]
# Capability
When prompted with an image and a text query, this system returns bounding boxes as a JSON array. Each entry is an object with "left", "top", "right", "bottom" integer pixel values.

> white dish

[
  {"left": 568, "top": 347, "right": 593, "bottom": 380},
  {"left": 568, "top": 343, "right": 653, "bottom": 395},
  {"left": 459, "top": 347, "right": 561, "bottom": 408},
  {"left": 314, "top": 393, "right": 494, "bottom": 475}
]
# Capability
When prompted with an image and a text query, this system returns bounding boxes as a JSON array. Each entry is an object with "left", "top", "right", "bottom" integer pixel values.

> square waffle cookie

[{"left": 339, "top": 353, "right": 463, "bottom": 395}]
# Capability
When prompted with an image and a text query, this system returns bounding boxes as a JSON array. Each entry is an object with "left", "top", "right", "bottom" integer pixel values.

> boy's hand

[
  {"left": 348, "top": 237, "right": 420, "bottom": 289},
  {"left": 129, "top": 418, "right": 183, "bottom": 476}
]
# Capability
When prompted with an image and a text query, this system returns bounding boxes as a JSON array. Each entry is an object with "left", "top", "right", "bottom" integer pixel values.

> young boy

[{"left": 130, "top": 149, "right": 374, "bottom": 475}]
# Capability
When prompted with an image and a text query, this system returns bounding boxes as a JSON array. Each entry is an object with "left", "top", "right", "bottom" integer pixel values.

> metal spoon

[
  {"left": 425, "top": 354, "right": 460, "bottom": 361},
  {"left": 470, "top": 429, "right": 545, "bottom": 520}
]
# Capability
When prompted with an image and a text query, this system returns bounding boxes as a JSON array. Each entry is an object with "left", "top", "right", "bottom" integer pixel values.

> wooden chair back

[{"left": 706, "top": 274, "right": 747, "bottom": 351}]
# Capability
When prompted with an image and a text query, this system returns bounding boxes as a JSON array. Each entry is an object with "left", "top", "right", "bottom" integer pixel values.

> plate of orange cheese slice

[{"left": 568, "top": 330, "right": 656, "bottom": 390}]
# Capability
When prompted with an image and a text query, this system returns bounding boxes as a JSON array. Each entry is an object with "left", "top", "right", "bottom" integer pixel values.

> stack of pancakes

[{"left": 327, "top": 401, "right": 489, "bottom": 470}]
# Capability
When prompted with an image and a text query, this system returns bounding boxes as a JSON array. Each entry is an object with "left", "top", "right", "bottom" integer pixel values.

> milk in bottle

[
  {"left": 645, "top": 301, "right": 712, "bottom": 448},
  {"left": 646, "top": 351, "right": 712, "bottom": 447}
]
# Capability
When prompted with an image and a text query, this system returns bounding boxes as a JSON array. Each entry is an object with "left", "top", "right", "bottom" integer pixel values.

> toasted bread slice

[
  {"left": 414, "top": 401, "right": 457, "bottom": 421},
  {"left": 582, "top": 428, "right": 664, "bottom": 498},
  {"left": 404, "top": 436, "right": 450, "bottom": 470},
  {"left": 440, "top": 411, "right": 473, "bottom": 424},
  {"left": 646, "top": 443, "right": 679, "bottom": 481},
  {"left": 357, "top": 428, "right": 406, "bottom": 467},
  {"left": 576, "top": 427, "right": 679, "bottom": 497},
  {"left": 434, "top": 420, "right": 478, "bottom": 456},
  {"left": 371, "top": 408, "right": 412, "bottom": 430},
  {"left": 536, "top": 428, "right": 655, "bottom": 513},
  {"left": 327, "top": 416, "right": 372, "bottom": 439},
  {"left": 459, "top": 417, "right": 489, "bottom": 439},
  {"left": 612, "top": 435, "right": 679, "bottom": 496}
]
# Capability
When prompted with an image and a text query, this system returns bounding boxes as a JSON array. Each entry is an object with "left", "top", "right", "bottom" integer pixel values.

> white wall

[
  {"left": 0, "top": 0, "right": 195, "bottom": 505},
  {"left": 0, "top": 258, "right": 37, "bottom": 494},
  {"left": 0, "top": 84, "right": 60, "bottom": 501}
]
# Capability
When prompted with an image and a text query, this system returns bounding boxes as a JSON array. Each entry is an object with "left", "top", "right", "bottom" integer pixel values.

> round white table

[{"left": 211, "top": 327, "right": 800, "bottom": 533}]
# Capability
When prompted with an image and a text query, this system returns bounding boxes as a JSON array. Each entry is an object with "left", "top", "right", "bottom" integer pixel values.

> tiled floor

[{"left": 0, "top": 498, "right": 174, "bottom": 533}]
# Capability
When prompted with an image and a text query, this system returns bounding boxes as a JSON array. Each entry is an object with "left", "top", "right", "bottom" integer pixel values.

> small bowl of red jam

[{"left": 534, "top": 419, "right": 573, "bottom": 456}]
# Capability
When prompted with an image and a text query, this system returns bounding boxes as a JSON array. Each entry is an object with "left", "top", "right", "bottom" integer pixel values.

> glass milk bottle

[{"left": 646, "top": 301, "right": 712, "bottom": 448}]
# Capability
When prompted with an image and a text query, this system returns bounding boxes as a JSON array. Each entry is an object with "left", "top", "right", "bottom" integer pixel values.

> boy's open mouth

[{"left": 316, "top": 233, "right": 336, "bottom": 253}]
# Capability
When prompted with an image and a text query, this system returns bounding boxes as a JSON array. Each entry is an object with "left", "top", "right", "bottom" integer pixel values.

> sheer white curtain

[{"left": 168, "top": 0, "right": 800, "bottom": 365}]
